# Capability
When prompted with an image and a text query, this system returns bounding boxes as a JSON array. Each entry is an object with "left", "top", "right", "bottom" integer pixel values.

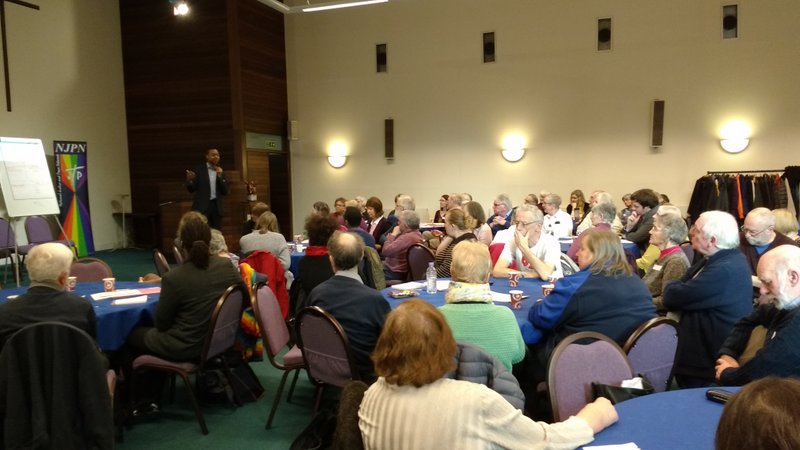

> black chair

[
  {"left": 152, "top": 249, "right": 170, "bottom": 277},
  {"left": 0, "top": 322, "right": 114, "bottom": 449},
  {"left": 406, "top": 243, "right": 434, "bottom": 281}
]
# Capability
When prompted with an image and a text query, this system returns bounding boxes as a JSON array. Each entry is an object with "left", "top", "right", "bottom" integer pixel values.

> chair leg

[
  {"left": 286, "top": 368, "right": 301, "bottom": 402},
  {"left": 182, "top": 372, "right": 208, "bottom": 435},
  {"left": 265, "top": 370, "right": 291, "bottom": 429}
]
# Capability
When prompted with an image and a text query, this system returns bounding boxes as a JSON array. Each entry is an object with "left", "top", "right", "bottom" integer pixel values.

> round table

[
  {"left": 584, "top": 387, "right": 740, "bottom": 449},
  {"left": 2, "top": 281, "right": 160, "bottom": 351},
  {"left": 381, "top": 276, "right": 547, "bottom": 344}
]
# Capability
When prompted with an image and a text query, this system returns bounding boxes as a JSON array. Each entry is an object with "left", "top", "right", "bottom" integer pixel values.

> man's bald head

[
  {"left": 328, "top": 231, "right": 365, "bottom": 271},
  {"left": 757, "top": 245, "right": 800, "bottom": 309}
]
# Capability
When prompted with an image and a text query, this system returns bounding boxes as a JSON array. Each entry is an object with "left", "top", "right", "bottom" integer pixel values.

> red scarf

[{"left": 305, "top": 246, "right": 328, "bottom": 257}]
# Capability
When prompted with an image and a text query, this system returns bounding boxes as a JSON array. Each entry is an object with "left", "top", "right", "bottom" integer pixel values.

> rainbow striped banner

[{"left": 54, "top": 141, "right": 94, "bottom": 256}]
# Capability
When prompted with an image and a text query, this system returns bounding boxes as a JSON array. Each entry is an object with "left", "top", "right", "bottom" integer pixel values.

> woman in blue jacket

[{"left": 528, "top": 229, "right": 656, "bottom": 368}]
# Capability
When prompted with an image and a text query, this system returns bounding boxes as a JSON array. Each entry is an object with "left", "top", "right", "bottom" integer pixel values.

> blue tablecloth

[
  {"left": 290, "top": 251, "right": 304, "bottom": 278},
  {"left": 584, "top": 387, "right": 740, "bottom": 449},
  {"left": 2, "top": 281, "right": 159, "bottom": 352},
  {"left": 381, "top": 276, "right": 547, "bottom": 344}
]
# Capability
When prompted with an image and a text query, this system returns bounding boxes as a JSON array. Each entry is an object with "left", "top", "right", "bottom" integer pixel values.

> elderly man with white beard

[{"left": 715, "top": 245, "right": 800, "bottom": 385}]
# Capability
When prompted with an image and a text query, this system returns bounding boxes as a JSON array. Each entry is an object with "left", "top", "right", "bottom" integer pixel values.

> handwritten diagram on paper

[{"left": 0, "top": 139, "right": 54, "bottom": 199}]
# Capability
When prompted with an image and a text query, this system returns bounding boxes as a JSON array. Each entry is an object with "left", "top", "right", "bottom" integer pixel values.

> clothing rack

[{"left": 706, "top": 169, "right": 783, "bottom": 175}]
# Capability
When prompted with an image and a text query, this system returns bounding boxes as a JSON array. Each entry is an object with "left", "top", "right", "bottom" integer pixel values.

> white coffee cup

[{"left": 103, "top": 277, "right": 116, "bottom": 292}]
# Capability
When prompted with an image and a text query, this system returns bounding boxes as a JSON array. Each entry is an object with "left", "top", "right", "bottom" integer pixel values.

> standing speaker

[
  {"left": 597, "top": 18, "right": 612, "bottom": 51},
  {"left": 385, "top": 119, "right": 394, "bottom": 159},
  {"left": 722, "top": 5, "right": 738, "bottom": 39},
  {"left": 650, "top": 100, "right": 665, "bottom": 148},
  {"left": 483, "top": 32, "right": 495, "bottom": 63}
]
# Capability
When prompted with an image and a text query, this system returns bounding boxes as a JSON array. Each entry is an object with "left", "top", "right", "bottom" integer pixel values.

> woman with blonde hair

[
  {"left": 359, "top": 299, "right": 618, "bottom": 450},
  {"left": 239, "top": 211, "right": 291, "bottom": 274},
  {"left": 529, "top": 230, "right": 656, "bottom": 373},
  {"left": 433, "top": 209, "right": 477, "bottom": 277},
  {"left": 772, "top": 208, "right": 800, "bottom": 244}
]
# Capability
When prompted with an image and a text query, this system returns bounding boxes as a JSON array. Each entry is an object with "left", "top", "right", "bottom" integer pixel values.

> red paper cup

[
  {"left": 509, "top": 289, "right": 523, "bottom": 309},
  {"left": 509, "top": 271, "right": 520, "bottom": 287}
]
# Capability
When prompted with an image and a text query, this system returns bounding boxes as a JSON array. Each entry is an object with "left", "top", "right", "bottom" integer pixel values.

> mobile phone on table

[{"left": 706, "top": 389, "right": 734, "bottom": 404}]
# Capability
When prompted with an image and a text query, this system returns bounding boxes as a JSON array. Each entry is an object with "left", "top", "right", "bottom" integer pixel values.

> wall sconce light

[
  {"left": 500, "top": 134, "right": 527, "bottom": 162},
  {"left": 719, "top": 121, "right": 751, "bottom": 154},
  {"left": 171, "top": 0, "right": 190, "bottom": 16},
  {"left": 328, "top": 141, "right": 348, "bottom": 168}
]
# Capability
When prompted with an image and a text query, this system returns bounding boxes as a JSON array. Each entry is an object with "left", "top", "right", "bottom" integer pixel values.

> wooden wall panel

[{"left": 120, "top": 0, "right": 290, "bottom": 248}]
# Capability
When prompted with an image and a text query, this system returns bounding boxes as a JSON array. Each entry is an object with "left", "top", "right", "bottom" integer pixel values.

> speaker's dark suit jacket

[{"left": 185, "top": 163, "right": 228, "bottom": 217}]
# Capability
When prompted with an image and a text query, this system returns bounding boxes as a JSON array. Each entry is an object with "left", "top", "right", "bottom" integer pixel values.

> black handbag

[{"left": 591, "top": 375, "right": 654, "bottom": 405}]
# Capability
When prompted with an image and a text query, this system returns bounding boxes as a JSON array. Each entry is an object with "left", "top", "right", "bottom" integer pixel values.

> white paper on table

[
  {"left": 391, "top": 281, "right": 425, "bottom": 290},
  {"left": 583, "top": 444, "right": 641, "bottom": 450},
  {"left": 436, "top": 280, "right": 451, "bottom": 291},
  {"left": 491, "top": 291, "right": 512, "bottom": 303},
  {"left": 91, "top": 289, "right": 142, "bottom": 301},
  {"left": 111, "top": 295, "right": 148, "bottom": 305}
]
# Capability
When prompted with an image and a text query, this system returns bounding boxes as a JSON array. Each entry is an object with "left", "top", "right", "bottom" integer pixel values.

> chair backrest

[
  {"left": 680, "top": 242, "right": 694, "bottom": 264},
  {"left": 153, "top": 249, "right": 170, "bottom": 276},
  {"left": 24, "top": 216, "right": 53, "bottom": 244},
  {"left": 201, "top": 284, "right": 247, "bottom": 362},
  {"left": 488, "top": 243, "right": 505, "bottom": 267},
  {"left": 548, "top": 331, "right": 634, "bottom": 421},
  {"left": 172, "top": 245, "right": 184, "bottom": 265},
  {"left": 560, "top": 253, "right": 580, "bottom": 276},
  {"left": 0, "top": 321, "right": 113, "bottom": 448},
  {"left": 406, "top": 243, "right": 434, "bottom": 281},
  {"left": 296, "top": 306, "right": 359, "bottom": 388},
  {"left": 622, "top": 317, "right": 679, "bottom": 393},
  {"left": 252, "top": 282, "right": 291, "bottom": 365},
  {"left": 70, "top": 257, "right": 114, "bottom": 282},
  {"left": 0, "top": 218, "right": 16, "bottom": 251}
]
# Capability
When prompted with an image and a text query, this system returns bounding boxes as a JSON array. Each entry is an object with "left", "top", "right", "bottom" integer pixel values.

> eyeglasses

[
  {"left": 741, "top": 225, "right": 771, "bottom": 236},
  {"left": 516, "top": 220, "right": 537, "bottom": 227}
]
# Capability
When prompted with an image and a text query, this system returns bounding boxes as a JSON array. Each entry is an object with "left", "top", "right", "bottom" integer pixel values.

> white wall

[
  {"left": 285, "top": 0, "right": 799, "bottom": 233},
  {"left": 0, "top": 0, "right": 130, "bottom": 250}
]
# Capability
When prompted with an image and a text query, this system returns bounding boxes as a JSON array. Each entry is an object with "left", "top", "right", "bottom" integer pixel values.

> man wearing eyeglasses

[
  {"left": 492, "top": 205, "right": 562, "bottom": 280},
  {"left": 739, "top": 208, "right": 797, "bottom": 293}
]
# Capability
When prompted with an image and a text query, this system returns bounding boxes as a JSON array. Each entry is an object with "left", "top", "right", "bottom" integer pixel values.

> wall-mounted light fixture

[
  {"left": 171, "top": 0, "right": 190, "bottom": 16},
  {"left": 328, "top": 141, "right": 348, "bottom": 168},
  {"left": 719, "top": 121, "right": 751, "bottom": 154},
  {"left": 500, "top": 134, "right": 527, "bottom": 162}
]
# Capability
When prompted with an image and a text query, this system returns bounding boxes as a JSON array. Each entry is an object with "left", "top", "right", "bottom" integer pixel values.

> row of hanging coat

[{"left": 686, "top": 167, "right": 800, "bottom": 223}]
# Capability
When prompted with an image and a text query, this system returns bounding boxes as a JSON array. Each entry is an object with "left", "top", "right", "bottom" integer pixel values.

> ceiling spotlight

[{"left": 172, "top": 1, "right": 189, "bottom": 16}]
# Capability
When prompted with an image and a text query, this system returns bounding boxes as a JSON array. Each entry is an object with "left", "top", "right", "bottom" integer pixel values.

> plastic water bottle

[{"left": 426, "top": 262, "right": 437, "bottom": 294}]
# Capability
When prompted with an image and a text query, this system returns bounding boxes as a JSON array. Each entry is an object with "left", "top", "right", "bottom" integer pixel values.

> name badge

[{"left": 652, "top": 264, "right": 663, "bottom": 271}]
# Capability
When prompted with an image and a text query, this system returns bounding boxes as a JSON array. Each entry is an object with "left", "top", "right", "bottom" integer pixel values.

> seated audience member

[
  {"left": 308, "top": 232, "right": 390, "bottom": 382},
  {"left": 461, "top": 192, "right": 473, "bottom": 204},
  {"left": 662, "top": 210, "right": 753, "bottom": 387},
  {"left": 128, "top": 215, "right": 243, "bottom": 361},
  {"left": 239, "top": 211, "right": 293, "bottom": 283},
  {"left": 542, "top": 194, "right": 573, "bottom": 238},
  {"left": 312, "top": 201, "right": 331, "bottom": 217},
  {"left": 492, "top": 205, "right": 562, "bottom": 280},
  {"left": 446, "top": 193, "right": 464, "bottom": 211},
  {"left": 635, "top": 205, "right": 683, "bottom": 274},
  {"left": 344, "top": 206, "right": 375, "bottom": 248},
  {"left": 365, "top": 196, "right": 392, "bottom": 252},
  {"left": 523, "top": 193, "right": 538, "bottom": 206},
  {"left": 715, "top": 245, "right": 800, "bottom": 385},
  {"left": 565, "top": 189, "right": 591, "bottom": 222},
  {"left": 434, "top": 209, "right": 477, "bottom": 278},
  {"left": 576, "top": 191, "right": 624, "bottom": 235},
  {"left": 487, "top": 194, "right": 513, "bottom": 236},
  {"left": 740, "top": 207, "right": 797, "bottom": 293},
  {"left": 529, "top": 230, "right": 656, "bottom": 362},
  {"left": 772, "top": 208, "right": 800, "bottom": 244},
  {"left": 465, "top": 201, "right": 493, "bottom": 245},
  {"left": 642, "top": 210, "right": 690, "bottom": 314},
  {"left": 490, "top": 208, "right": 517, "bottom": 246},
  {"left": 567, "top": 202, "right": 615, "bottom": 261},
  {"left": 619, "top": 193, "right": 633, "bottom": 224},
  {"left": 382, "top": 210, "right": 424, "bottom": 281},
  {"left": 0, "top": 243, "right": 96, "bottom": 348},
  {"left": 331, "top": 197, "right": 347, "bottom": 226},
  {"left": 439, "top": 241, "right": 524, "bottom": 370},
  {"left": 537, "top": 190, "right": 550, "bottom": 212},
  {"left": 290, "top": 214, "right": 338, "bottom": 316},
  {"left": 241, "top": 202, "right": 270, "bottom": 237},
  {"left": 433, "top": 194, "right": 449, "bottom": 223},
  {"left": 659, "top": 193, "right": 670, "bottom": 204},
  {"left": 715, "top": 377, "right": 800, "bottom": 450},
  {"left": 210, "top": 229, "right": 239, "bottom": 268},
  {"left": 359, "top": 299, "right": 618, "bottom": 450},
  {"left": 355, "top": 195, "right": 370, "bottom": 221},
  {"left": 623, "top": 188, "right": 661, "bottom": 252},
  {"left": 387, "top": 194, "right": 415, "bottom": 228}
]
